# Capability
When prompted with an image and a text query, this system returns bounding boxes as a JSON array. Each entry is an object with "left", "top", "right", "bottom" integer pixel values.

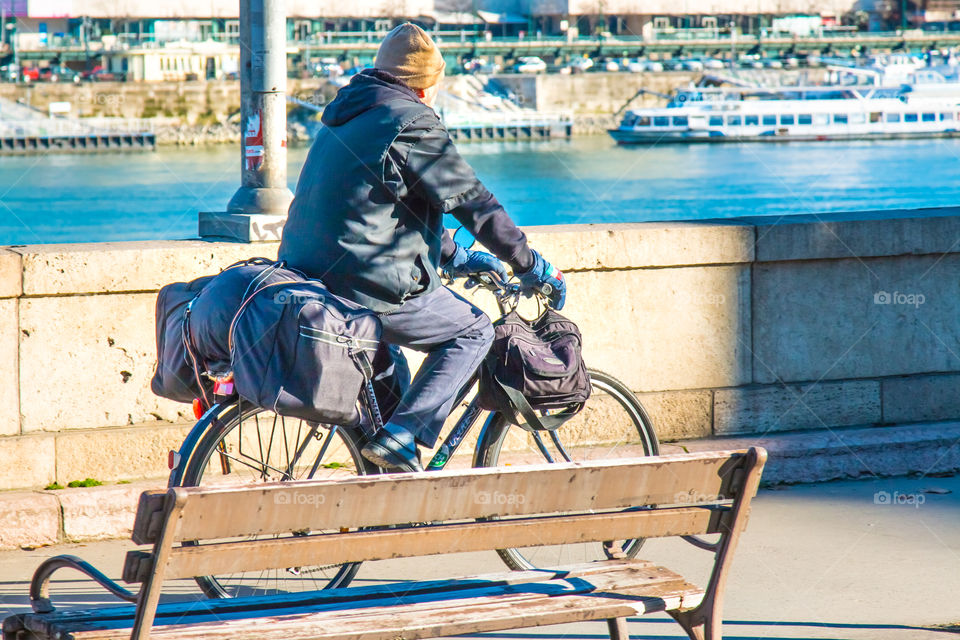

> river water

[{"left": 2, "top": 135, "right": 960, "bottom": 245}]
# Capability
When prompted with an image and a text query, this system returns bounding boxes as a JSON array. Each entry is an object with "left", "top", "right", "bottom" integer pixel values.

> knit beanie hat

[{"left": 375, "top": 23, "right": 446, "bottom": 90}]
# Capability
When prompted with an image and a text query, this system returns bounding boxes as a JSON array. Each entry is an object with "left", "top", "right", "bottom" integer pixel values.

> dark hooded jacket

[{"left": 278, "top": 69, "right": 533, "bottom": 313}]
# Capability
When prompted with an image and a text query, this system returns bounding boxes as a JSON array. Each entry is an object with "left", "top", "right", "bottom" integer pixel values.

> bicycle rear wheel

[
  {"left": 176, "top": 401, "right": 378, "bottom": 598},
  {"left": 474, "top": 369, "right": 659, "bottom": 570}
]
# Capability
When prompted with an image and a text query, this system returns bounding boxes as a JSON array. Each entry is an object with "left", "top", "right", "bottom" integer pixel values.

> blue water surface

[{"left": 2, "top": 135, "right": 960, "bottom": 245}]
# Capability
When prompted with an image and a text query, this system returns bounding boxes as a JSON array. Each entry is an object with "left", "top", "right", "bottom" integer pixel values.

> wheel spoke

[
  {"left": 482, "top": 370, "right": 659, "bottom": 572},
  {"left": 175, "top": 405, "right": 369, "bottom": 597},
  {"left": 284, "top": 423, "right": 321, "bottom": 480},
  {"left": 215, "top": 446, "right": 289, "bottom": 477},
  {"left": 307, "top": 425, "right": 338, "bottom": 480}
]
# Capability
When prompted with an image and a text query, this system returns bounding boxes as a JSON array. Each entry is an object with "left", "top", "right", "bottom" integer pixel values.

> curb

[
  {"left": 2, "top": 421, "right": 959, "bottom": 550},
  {"left": 0, "top": 481, "right": 162, "bottom": 551},
  {"left": 661, "top": 420, "right": 960, "bottom": 484}
]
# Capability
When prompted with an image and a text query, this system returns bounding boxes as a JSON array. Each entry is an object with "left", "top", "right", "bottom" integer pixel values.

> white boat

[{"left": 609, "top": 57, "right": 960, "bottom": 144}]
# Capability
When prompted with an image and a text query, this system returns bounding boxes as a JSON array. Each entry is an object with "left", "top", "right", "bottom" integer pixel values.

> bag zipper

[{"left": 299, "top": 326, "right": 379, "bottom": 351}]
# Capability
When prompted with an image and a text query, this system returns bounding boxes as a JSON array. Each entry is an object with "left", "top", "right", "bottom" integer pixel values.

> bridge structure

[
  {"left": 13, "top": 30, "right": 960, "bottom": 63},
  {"left": 297, "top": 30, "right": 960, "bottom": 59}
]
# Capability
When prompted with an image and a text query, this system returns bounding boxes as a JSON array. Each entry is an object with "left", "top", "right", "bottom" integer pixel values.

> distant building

[
  {"left": 0, "top": 0, "right": 933, "bottom": 53},
  {"left": 102, "top": 41, "right": 240, "bottom": 81},
  {"left": 520, "top": 0, "right": 877, "bottom": 36}
]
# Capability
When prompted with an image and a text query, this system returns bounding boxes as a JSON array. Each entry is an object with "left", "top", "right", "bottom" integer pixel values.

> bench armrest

[{"left": 30, "top": 554, "right": 138, "bottom": 613}]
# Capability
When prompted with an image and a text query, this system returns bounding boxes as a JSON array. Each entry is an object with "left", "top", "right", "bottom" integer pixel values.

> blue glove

[
  {"left": 442, "top": 245, "right": 509, "bottom": 283},
  {"left": 517, "top": 250, "right": 566, "bottom": 310}
]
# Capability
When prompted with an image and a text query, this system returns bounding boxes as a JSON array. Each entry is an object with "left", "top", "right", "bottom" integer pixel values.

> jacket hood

[{"left": 321, "top": 69, "right": 424, "bottom": 127}]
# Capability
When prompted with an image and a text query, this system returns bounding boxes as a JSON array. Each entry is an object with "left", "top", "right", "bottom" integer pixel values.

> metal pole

[{"left": 226, "top": 0, "right": 293, "bottom": 217}]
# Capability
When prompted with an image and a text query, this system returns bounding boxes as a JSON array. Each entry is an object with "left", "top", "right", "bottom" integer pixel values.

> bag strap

[
  {"left": 181, "top": 297, "right": 211, "bottom": 409},
  {"left": 227, "top": 279, "right": 303, "bottom": 352},
  {"left": 222, "top": 256, "right": 276, "bottom": 271},
  {"left": 239, "top": 260, "right": 286, "bottom": 302},
  {"left": 350, "top": 348, "right": 376, "bottom": 381},
  {"left": 495, "top": 376, "right": 581, "bottom": 432}
]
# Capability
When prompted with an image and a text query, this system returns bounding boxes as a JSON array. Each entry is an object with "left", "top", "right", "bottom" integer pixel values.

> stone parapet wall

[{"left": 2, "top": 211, "right": 959, "bottom": 490}]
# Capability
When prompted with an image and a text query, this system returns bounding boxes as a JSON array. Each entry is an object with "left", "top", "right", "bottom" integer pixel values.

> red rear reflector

[
  {"left": 168, "top": 450, "right": 181, "bottom": 470},
  {"left": 192, "top": 398, "right": 204, "bottom": 420}
]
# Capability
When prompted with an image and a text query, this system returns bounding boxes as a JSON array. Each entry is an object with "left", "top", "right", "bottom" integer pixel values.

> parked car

[
  {"left": 603, "top": 59, "right": 620, "bottom": 72},
  {"left": 1, "top": 63, "right": 17, "bottom": 82},
  {"left": 313, "top": 57, "right": 344, "bottom": 79},
  {"left": 21, "top": 66, "right": 39, "bottom": 82},
  {"left": 703, "top": 58, "right": 726, "bottom": 70},
  {"left": 514, "top": 56, "right": 547, "bottom": 73},
  {"left": 463, "top": 57, "right": 501, "bottom": 74},
  {"left": 81, "top": 65, "right": 124, "bottom": 82},
  {"left": 567, "top": 56, "right": 594, "bottom": 73},
  {"left": 39, "top": 65, "right": 80, "bottom": 83},
  {"left": 681, "top": 59, "right": 704, "bottom": 71},
  {"left": 762, "top": 58, "right": 784, "bottom": 69}
]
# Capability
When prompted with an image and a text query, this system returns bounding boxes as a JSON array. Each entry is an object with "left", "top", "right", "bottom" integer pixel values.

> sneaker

[{"left": 361, "top": 423, "right": 424, "bottom": 472}]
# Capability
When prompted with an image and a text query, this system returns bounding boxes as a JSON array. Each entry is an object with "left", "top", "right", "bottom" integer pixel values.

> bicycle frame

[
  {"left": 424, "top": 384, "right": 492, "bottom": 471},
  {"left": 168, "top": 273, "right": 525, "bottom": 485},
  {"left": 168, "top": 388, "right": 504, "bottom": 486}
]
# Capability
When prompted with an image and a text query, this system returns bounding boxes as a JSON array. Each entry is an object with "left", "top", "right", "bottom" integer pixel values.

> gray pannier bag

[{"left": 229, "top": 280, "right": 382, "bottom": 426}]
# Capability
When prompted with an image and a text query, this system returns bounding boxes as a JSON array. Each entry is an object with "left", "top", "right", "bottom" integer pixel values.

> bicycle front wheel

[
  {"left": 176, "top": 401, "right": 378, "bottom": 598},
  {"left": 474, "top": 369, "right": 659, "bottom": 571}
]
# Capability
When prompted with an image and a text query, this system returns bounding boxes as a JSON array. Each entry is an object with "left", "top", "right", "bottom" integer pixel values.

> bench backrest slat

[
  {"left": 144, "top": 452, "right": 748, "bottom": 543},
  {"left": 146, "top": 504, "right": 728, "bottom": 581}
]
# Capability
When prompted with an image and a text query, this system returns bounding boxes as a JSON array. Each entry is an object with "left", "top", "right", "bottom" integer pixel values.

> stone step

[
  {"left": 1, "top": 421, "right": 957, "bottom": 550},
  {"left": 661, "top": 420, "right": 960, "bottom": 485}
]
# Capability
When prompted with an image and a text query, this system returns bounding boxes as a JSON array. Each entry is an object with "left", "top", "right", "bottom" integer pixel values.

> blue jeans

[{"left": 371, "top": 286, "right": 494, "bottom": 448}]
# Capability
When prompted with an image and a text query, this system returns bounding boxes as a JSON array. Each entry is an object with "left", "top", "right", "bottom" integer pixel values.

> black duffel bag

[
  {"left": 189, "top": 260, "right": 304, "bottom": 376},
  {"left": 151, "top": 274, "right": 216, "bottom": 405},
  {"left": 477, "top": 308, "right": 591, "bottom": 431},
  {"left": 229, "top": 280, "right": 382, "bottom": 426}
]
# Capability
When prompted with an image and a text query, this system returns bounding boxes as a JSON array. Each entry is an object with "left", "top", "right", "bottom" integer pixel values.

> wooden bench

[{"left": 3, "top": 448, "right": 766, "bottom": 640}]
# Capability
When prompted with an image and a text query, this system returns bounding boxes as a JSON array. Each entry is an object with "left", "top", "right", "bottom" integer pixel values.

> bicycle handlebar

[{"left": 456, "top": 270, "right": 554, "bottom": 315}]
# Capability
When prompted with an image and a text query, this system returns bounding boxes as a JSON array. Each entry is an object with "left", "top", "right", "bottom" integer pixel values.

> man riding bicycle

[{"left": 278, "top": 23, "right": 565, "bottom": 472}]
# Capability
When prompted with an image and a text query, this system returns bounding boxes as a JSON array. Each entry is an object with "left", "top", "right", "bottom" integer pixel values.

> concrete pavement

[{"left": 0, "top": 473, "right": 958, "bottom": 639}]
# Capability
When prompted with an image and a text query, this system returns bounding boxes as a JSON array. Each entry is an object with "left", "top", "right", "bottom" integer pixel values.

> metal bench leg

[{"left": 606, "top": 617, "right": 630, "bottom": 639}]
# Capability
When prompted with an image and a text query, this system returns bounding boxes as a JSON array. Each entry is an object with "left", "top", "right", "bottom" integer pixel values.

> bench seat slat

[
  {"left": 159, "top": 506, "right": 725, "bottom": 581},
  {"left": 22, "top": 560, "right": 653, "bottom": 626},
  {"left": 141, "top": 582, "right": 704, "bottom": 640},
  {"left": 39, "top": 564, "right": 702, "bottom": 640}
]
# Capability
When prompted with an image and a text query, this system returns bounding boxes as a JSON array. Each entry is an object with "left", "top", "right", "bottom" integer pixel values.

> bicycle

[{"left": 167, "top": 271, "right": 659, "bottom": 599}]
